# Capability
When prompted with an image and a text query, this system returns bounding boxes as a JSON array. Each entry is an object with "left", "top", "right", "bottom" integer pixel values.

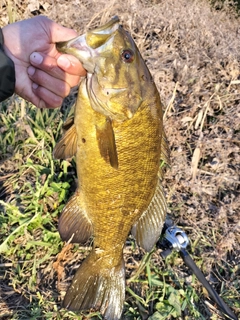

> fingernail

[
  {"left": 30, "top": 52, "right": 43, "bottom": 65},
  {"left": 27, "top": 66, "right": 36, "bottom": 76},
  {"left": 57, "top": 55, "right": 71, "bottom": 68},
  {"left": 39, "top": 100, "right": 46, "bottom": 109},
  {"left": 32, "top": 83, "right": 39, "bottom": 89}
]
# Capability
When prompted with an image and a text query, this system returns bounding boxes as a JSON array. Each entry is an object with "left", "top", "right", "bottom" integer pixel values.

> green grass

[{"left": 0, "top": 96, "right": 239, "bottom": 319}]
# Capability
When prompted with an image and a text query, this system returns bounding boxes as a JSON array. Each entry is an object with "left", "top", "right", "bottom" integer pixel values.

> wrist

[{"left": 0, "top": 27, "right": 16, "bottom": 102}]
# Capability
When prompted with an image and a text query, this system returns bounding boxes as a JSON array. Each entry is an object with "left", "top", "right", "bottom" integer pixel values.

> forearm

[{"left": 0, "top": 28, "right": 15, "bottom": 102}]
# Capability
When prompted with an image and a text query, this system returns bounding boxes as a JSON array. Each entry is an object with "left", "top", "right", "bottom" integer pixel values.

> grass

[{"left": 0, "top": 98, "right": 73, "bottom": 318}]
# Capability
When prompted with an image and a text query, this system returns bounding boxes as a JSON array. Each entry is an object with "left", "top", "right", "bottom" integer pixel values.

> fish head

[{"left": 57, "top": 16, "right": 153, "bottom": 121}]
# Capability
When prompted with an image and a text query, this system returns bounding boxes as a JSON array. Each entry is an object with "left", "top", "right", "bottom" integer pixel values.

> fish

[{"left": 53, "top": 16, "right": 170, "bottom": 320}]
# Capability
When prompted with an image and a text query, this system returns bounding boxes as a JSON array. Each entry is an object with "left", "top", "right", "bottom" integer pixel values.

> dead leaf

[{"left": 191, "top": 147, "right": 201, "bottom": 181}]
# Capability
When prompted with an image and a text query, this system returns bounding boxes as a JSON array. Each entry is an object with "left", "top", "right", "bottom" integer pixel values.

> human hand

[{"left": 2, "top": 16, "right": 86, "bottom": 108}]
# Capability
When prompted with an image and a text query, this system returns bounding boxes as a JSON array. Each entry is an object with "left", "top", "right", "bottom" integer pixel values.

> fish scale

[{"left": 53, "top": 16, "right": 170, "bottom": 319}]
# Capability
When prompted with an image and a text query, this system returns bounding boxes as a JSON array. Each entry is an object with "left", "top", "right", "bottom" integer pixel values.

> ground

[{"left": 0, "top": 0, "right": 239, "bottom": 319}]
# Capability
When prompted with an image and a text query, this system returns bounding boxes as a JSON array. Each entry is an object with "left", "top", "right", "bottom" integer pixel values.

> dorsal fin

[
  {"left": 96, "top": 117, "right": 118, "bottom": 169},
  {"left": 161, "top": 129, "right": 170, "bottom": 166},
  {"left": 53, "top": 116, "right": 77, "bottom": 159},
  {"left": 158, "top": 129, "right": 170, "bottom": 180}
]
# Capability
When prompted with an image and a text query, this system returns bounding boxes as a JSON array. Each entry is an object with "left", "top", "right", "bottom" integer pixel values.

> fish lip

[
  {"left": 56, "top": 34, "right": 86, "bottom": 52},
  {"left": 87, "top": 16, "right": 120, "bottom": 37},
  {"left": 57, "top": 34, "right": 93, "bottom": 56}
]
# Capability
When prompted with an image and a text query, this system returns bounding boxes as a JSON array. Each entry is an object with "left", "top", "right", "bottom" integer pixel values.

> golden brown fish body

[{"left": 54, "top": 16, "right": 169, "bottom": 320}]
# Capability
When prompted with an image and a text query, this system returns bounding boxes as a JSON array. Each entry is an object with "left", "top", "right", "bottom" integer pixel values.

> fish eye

[{"left": 121, "top": 49, "right": 134, "bottom": 63}]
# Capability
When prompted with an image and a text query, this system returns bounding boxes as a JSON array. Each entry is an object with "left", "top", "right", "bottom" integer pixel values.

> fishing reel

[
  {"left": 159, "top": 223, "right": 238, "bottom": 320},
  {"left": 160, "top": 225, "right": 189, "bottom": 258}
]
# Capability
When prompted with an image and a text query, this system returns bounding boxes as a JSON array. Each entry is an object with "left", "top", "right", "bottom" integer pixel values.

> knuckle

[{"left": 45, "top": 62, "right": 58, "bottom": 72}]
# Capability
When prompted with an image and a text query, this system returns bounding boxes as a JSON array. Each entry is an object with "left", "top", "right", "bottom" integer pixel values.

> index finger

[{"left": 29, "top": 52, "right": 83, "bottom": 88}]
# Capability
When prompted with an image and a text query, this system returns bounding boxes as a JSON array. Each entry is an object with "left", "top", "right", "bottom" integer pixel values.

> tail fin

[{"left": 63, "top": 250, "right": 125, "bottom": 320}]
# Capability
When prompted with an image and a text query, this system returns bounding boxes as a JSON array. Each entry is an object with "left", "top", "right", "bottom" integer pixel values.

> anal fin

[
  {"left": 131, "top": 177, "right": 167, "bottom": 252},
  {"left": 58, "top": 190, "right": 93, "bottom": 244}
]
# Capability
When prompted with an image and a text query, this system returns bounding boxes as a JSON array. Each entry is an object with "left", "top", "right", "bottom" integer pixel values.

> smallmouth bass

[{"left": 54, "top": 16, "right": 170, "bottom": 320}]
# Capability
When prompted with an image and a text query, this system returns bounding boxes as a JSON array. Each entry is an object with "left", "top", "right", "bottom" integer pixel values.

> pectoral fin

[
  {"left": 58, "top": 190, "right": 93, "bottom": 244},
  {"left": 53, "top": 117, "right": 77, "bottom": 159},
  {"left": 132, "top": 177, "right": 167, "bottom": 252},
  {"left": 96, "top": 117, "right": 118, "bottom": 169}
]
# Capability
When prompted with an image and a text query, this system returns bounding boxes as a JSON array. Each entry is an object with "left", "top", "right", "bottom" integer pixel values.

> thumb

[{"left": 57, "top": 54, "right": 86, "bottom": 76}]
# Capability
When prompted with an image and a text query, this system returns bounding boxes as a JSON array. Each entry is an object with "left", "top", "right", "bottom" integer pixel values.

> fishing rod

[{"left": 159, "top": 225, "right": 238, "bottom": 320}]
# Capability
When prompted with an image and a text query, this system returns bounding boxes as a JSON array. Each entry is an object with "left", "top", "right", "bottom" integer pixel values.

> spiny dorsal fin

[
  {"left": 158, "top": 129, "right": 171, "bottom": 180},
  {"left": 58, "top": 190, "right": 93, "bottom": 244},
  {"left": 96, "top": 117, "right": 118, "bottom": 169},
  {"left": 131, "top": 175, "right": 167, "bottom": 252},
  {"left": 53, "top": 117, "right": 77, "bottom": 159}
]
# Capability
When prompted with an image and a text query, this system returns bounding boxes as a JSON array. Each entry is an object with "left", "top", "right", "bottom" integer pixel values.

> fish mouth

[
  {"left": 56, "top": 34, "right": 95, "bottom": 72},
  {"left": 56, "top": 16, "right": 120, "bottom": 72}
]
